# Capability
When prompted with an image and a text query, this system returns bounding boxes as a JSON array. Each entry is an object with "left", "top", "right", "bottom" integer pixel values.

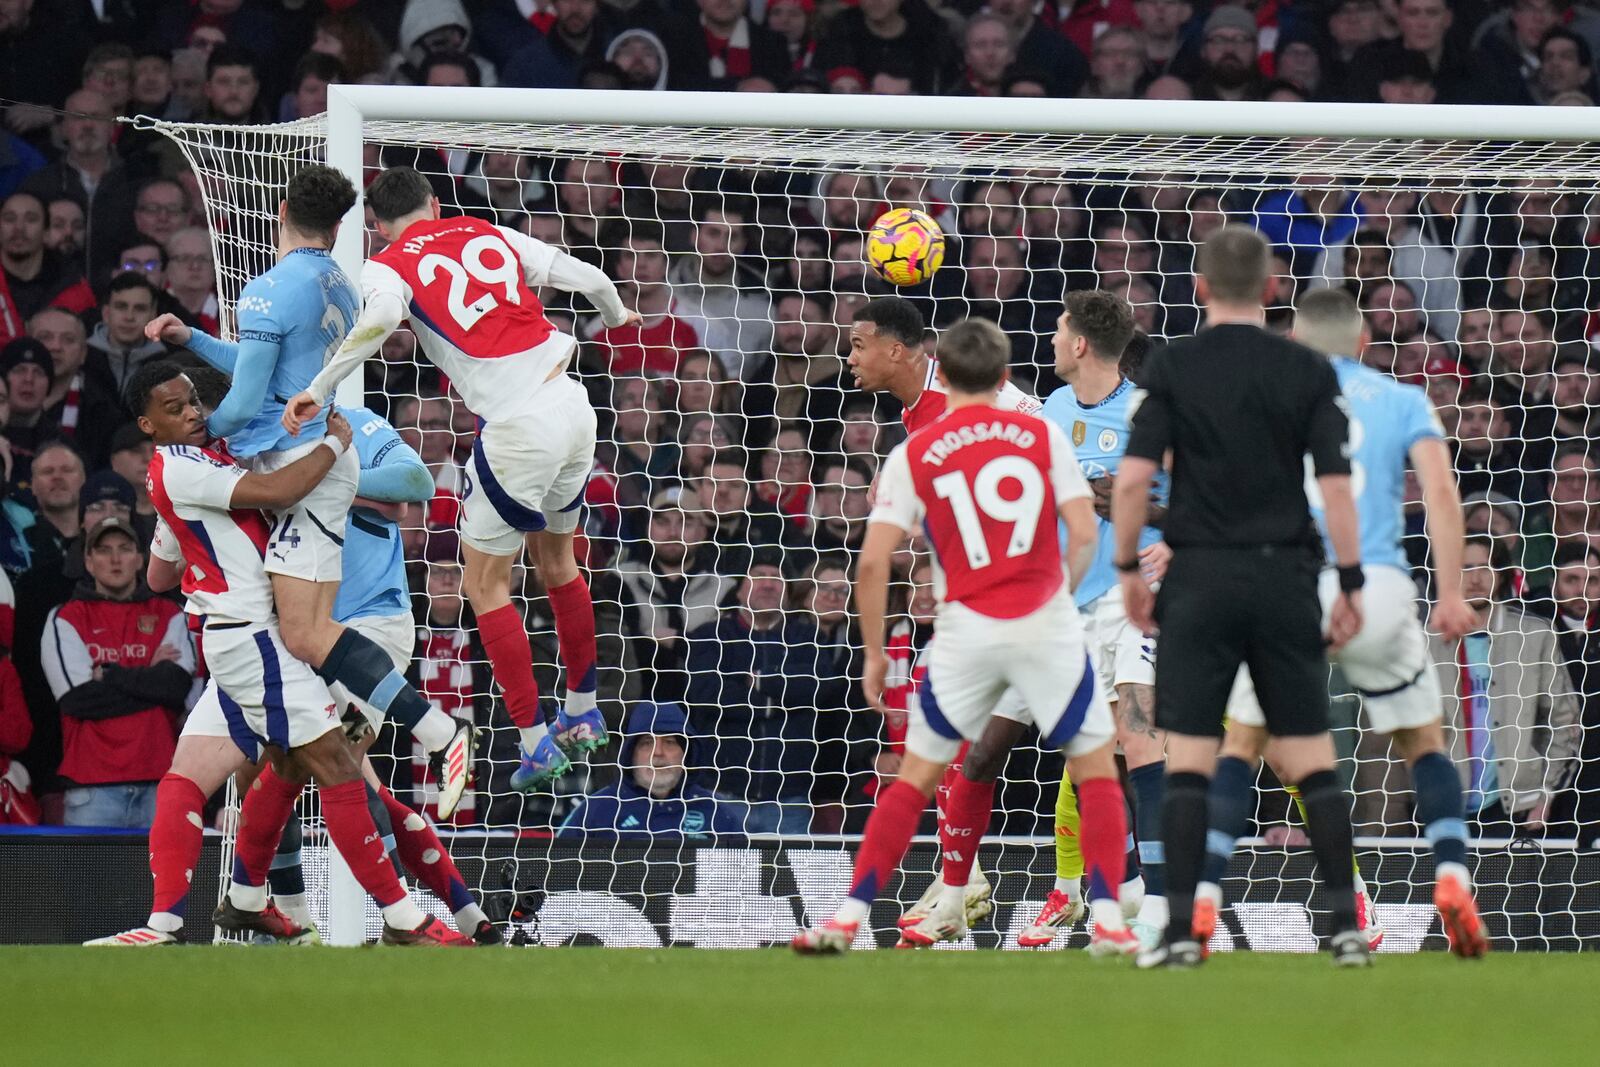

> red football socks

[
  {"left": 1078, "top": 777, "right": 1129, "bottom": 903},
  {"left": 232, "top": 764, "right": 301, "bottom": 889},
  {"left": 940, "top": 775, "right": 996, "bottom": 888},
  {"left": 547, "top": 575, "right": 598, "bottom": 701},
  {"left": 321, "top": 779, "right": 406, "bottom": 908},
  {"left": 477, "top": 603, "right": 541, "bottom": 729},
  {"left": 847, "top": 779, "right": 929, "bottom": 905},
  {"left": 149, "top": 773, "right": 207, "bottom": 923},
  {"left": 378, "top": 786, "right": 474, "bottom": 914}
]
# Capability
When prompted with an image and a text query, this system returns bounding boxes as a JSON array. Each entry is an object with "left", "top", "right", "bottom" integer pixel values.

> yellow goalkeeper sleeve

[
  {"left": 1054, "top": 766, "right": 1084, "bottom": 881},
  {"left": 1285, "top": 782, "right": 1362, "bottom": 880}
]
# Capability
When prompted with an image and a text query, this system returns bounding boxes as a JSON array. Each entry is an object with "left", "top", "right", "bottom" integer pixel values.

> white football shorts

[
  {"left": 184, "top": 620, "right": 341, "bottom": 759},
  {"left": 460, "top": 374, "right": 597, "bottom": 555},
  {"left": 248, "top": 439, "right": 360, "bottom": 584},
  {"left": 909, "top": 589, "right": 1114, "bottom": 762},
  {"left": 1227, "top": 565, "right": 1440, "bottom": 734},
  {"left": 1083, "top": 584, "right": 1157, "bottom": 695}
]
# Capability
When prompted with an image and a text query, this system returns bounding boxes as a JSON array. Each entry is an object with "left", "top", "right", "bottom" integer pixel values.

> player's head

[
  {"left": 1292, "top": 287, "right": 1368, "bottom": 358},
  {"left": 366, "top": 166, "right": 441, "bottom": 238},
  {"left": 1053, "top": 289, "right": 1135, "bottom": 381},
  {"left": 183, "top": 363, "right": 234, "bottom": 415},
  {"left": 1196, "top": 223, "right": 1273, "bottom": 309},
  {"left": 848, "top": 296, "right": 925, "bottom": 392},
  {"left": 281, "top": 164, "right": 357, "bottom": 248},
  {"left": 126, "top": 359, "right": 207, "bottom": 447},
  {"left": 934, "top": 317, "right": 1011, "bottom": 396}
]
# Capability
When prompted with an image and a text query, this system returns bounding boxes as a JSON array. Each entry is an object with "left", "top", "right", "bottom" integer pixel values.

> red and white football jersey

[
  {"left": 901, "top": 357, "right": 1042, "bottom": 433},
  {"left": 365, "top": 216, "right": 567, "bottom": 422},
  {"left": 147, "top": 445, "right": 274, "bottom": 623},
  {"left": 872, "top": 404, "right": 1089, "bottom": 620}
]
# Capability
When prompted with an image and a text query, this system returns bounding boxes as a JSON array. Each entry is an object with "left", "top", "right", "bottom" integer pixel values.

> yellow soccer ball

[{"left": 865, "top": 207, "right": 945, "bottom": 287}]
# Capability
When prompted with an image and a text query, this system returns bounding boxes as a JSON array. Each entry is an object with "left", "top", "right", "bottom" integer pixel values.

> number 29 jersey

[
  {"left": 871, "top": 404, "right": 1091, "bottom": 620},
  {"left": 364, "top": 215, "right": 569, "bottom": 422}
]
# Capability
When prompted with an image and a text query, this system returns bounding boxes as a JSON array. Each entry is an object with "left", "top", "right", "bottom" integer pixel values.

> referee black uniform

[{"left": 1124, "top": 322, "right": 1349, "bottom": 737}]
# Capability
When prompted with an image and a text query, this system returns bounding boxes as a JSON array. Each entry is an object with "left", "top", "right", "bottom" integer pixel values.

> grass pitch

[{"left": 8, "top": 946, "right": 1592, "bottom": 1066}]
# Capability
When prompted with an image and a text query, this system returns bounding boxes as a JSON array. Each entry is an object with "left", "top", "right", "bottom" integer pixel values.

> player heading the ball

[
  {"left": 793, "top": 318, "right": 1138, "bottom": 956},
  {"left": 284, "top": 166, "right": 642, "bottom": 790}
]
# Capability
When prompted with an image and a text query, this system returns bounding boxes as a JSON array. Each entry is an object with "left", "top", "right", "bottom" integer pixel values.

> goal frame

[{"left": 209, "top": 86, "right": 1600, "bottom": 947}]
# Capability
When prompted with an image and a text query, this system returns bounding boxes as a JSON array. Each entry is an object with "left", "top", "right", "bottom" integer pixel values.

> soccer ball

[{"left": 865, "top": 208, "right": 945, "bottom": 287}]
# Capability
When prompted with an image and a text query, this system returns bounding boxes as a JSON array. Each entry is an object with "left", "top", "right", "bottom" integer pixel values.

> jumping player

[
  {"left": 793, "top": 318, "right": 1137, "bottom": 956},
  {"left": 145, "top": 165, "right": 473, "bottom": 816},
  {"left": 1207, "top": 289, "right": 1487, "bottom": 958},
  {"left": 282, "top": 166, "right": 639, "bottom": 791}
]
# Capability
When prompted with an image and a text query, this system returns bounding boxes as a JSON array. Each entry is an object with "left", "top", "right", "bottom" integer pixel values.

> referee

[{"left": 1112, "top": 225, "right": 1368, "bottom": 968}]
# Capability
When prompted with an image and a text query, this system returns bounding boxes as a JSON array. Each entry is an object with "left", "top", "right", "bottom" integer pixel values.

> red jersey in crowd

[
  {"left": 41, "top": 591, "right": 191, "bottom": 786},
  {"left": 411, "top": 624, "right": 478, "bottom": 824},
  {"left": 591, "top": 312, "right": 698, "bottom": 377}
]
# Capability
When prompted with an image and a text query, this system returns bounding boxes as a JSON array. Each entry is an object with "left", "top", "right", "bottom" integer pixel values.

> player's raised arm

[
  {"left": 230, "top": 409, "right": 353, "bottom": 510},
  {"left": 860, "top": 445, "right": 920, "bottom": 712},
  {"left": 345, "top": 406, "right": 433, "bottom": 504},
  {"left": 144, "top": 313, "right": 243, "bottom": 373},
  {"left": 1411, "top": 434, "right": 1474, "bottom": 640},
  {"left": 498, "top": 224, "right": 638, "bottom": 329}
]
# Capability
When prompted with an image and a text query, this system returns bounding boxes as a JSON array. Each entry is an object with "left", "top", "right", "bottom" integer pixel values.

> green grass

[{"left": 8, "top": 946, "right": 1595, "bottom": 1066}]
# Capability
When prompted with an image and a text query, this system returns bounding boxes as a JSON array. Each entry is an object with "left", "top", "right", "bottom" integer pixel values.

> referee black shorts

[{"left": 1152, "top": 545, "right": 1331, "bottom": 739}]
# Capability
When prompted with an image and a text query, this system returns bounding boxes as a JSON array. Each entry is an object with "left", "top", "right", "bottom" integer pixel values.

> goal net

[{"left": 149, "top": 90, "right": 1600, "bottom": 951}]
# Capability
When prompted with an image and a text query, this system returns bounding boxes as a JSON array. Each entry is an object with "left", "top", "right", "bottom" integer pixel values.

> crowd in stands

[{"left": 0, "top": 0, "right": 1597, "bottom": 848}]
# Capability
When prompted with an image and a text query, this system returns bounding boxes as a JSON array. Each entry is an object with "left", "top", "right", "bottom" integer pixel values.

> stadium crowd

[{"left": 0, "top": 0, "right": 1596, "bottom": 848}]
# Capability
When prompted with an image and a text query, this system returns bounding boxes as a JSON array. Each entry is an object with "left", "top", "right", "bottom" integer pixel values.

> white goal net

[{"left": 149, "top": 90, "right": 1600, "bottom": 951}]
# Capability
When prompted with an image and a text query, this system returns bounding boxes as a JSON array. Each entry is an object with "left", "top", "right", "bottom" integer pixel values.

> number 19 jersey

[
  {"left": 872, "top": 404, "right": 1090, "bottom": 620},
  {"left": 365, "top": 215, "right": 569, "bottom": 422}
]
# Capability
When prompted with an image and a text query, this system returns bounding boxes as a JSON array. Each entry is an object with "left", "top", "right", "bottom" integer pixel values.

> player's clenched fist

[
  {"left": 145, "top": 312, "right": 192, "bottom": 347},
  {"left": 282, "top": 390, "right": 323, "bottom": 436}
]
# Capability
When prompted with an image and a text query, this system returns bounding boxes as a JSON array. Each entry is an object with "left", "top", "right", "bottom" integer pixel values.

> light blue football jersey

[
  {"left": 332, "top": 406, "right": 414, "bottom": 624},
  {"left": 1040, "top": 378, "right": 1167, "bottom": 608},
  {"left": 229, "top": 247, "right": 360, "bottom": 457},
  {"left": 1316, "top": 357, "right": 1443, "bottom": 573}
]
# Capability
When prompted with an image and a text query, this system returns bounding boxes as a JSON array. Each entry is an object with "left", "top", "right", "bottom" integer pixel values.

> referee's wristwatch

[{"left": 1337, "top": 563, "right": 1365, "bottom": 592}]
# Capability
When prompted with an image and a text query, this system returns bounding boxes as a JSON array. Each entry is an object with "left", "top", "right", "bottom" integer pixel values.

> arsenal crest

[{"left": 137, "top": 616, "right": 158, "bottom": 635}]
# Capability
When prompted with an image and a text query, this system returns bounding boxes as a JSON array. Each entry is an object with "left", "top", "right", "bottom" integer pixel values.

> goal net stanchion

[{"left": 150, "top": 88, "right": 1600, "bottom": 951}]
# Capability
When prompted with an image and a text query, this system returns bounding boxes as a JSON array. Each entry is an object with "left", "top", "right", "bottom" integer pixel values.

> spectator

[
  {"left": 162, "top": 227, "right": 218, "bottom": 334},
  {"left": 745, "top": 290, "right": 846, "bottom": 432},
  {"left": 1489, "top": 307, "right": 1560, "bottom": 465},
  {"left": 87, "top": 272, "right": 165, "bottom": 400},
  {"left": 807, "top": 456, "right": 872, "bottom": 554},
  {"left": 552, "top": 155, "right": 618, "bottom": 265},
  {"left": 0, "top": 0, "right": 88, "bottom": 115},
  {"left": 1552, "top": 350, "right": 1600, "bottom": 444},
  {"left": 610, "top": 485, "right": 732, "bottom": 702},
  {"left": 1546, "top": 543, "right": 1600, "bottom": 838},
  {"left": 937, "top": 235, "right": 1052, "bottom": 389},
  {"left": 113, "top": 238, "right": 165, "bottom": 292},
  {"left": 668, "top": 200, "right": 772, "bottom": 380},
  {"left": 419, "top": 49, "right": 481, "bottom": 89},
  {"left": 81, "top": 43, "right": 134, "bottom": 117},
  {"left": 682, "top": 0, "right": 791, "bottom": 90},
  {"left": 600, "top": 376, "right": 676, "bottom": 520},
  {"left": 1081, "top": 25, "right": 1147, "bottom": 98},
  {"left": 951, "top": 12, "right": 1017, "bottom": 97},
  {"left": 42, "top": 516, "right": 191, "bottom": 829},
  {"left": 130, "top": 179, "right": 189, "bottom": 253},
  {"left": 1546, "top": 444, "right": 1600, "bottom": 549},
  {"left": 677, "top": 411, "right": 736, "bottom": 484},
  {"left": 590, "top": 223, "right": 696, "bottom": 376},
  {"left": 404, "top": 553, "right": 490, "bottom": 824},
  {"left": 0, "top": 191, "right": 96, "bottom": 343},
  {"left": 1376, "top": 50, "right": 1440, "bottom": 104},
  {"left": 1193, "top": 5, "right": 1264, "bottom": 101},
  {"left": 1360, "top": 278, "right": 1425, "bottom": 344},
  {"left": 1347, "top": 0, "right": 1475, "bottom": 102},
  {"left": 43, "top": 197, "right": 85, "bottom": 268},
  {"left": 2, "top": 337, "right": 55, "bottom": 493},
  {"left": 393, "top": 0, "right": 497, "bottom": 87},
  {"left": 30, "top": 308, "right": 118, "bottom": 469},
  {"left": 558, "top": 700, "right": 750, "bottom": 839},
  {"left": 1430, "top": 534, "right": 1580, "bottom": 836},
  {"left": 1454, "top": 389, "right": 1538, "bottom": 505},
  {"left": 1274, "top": 31, "right": 1325, "bottom": 98},
  {"left": 814, "top": 0, "right": 956, "bottom": 95},
  {"left": 1474, "top": 0, "right": 1562, "bottom": 104},
  {"left": 1253, "top": 177, "right": 1362, "bottom": 278},
  {"left": 1534, "top": 28, "right": 1598, "bottom": 104},
  {"left": 989, "top": 0, "right": 1087, "bottom": 95},
  {"left": 753, "top": 423, "right": 813, "bottom": 526},
  {"left": 198, "top": 45, "right": 266, "bottom": 125},
  {"left": 0, "top": 566, "right": 30, "bottom": 821},
  {"left": 1456, "top": 306, "right": 1494, "bottom": 369},
  {"left": 130, "top": 49, "right": 176, "bottom": 119},
  {"left": 675, "top": 350, "right": 739, "bottom": 420},
  {"left": 106, "top": 426, "right": 156, "bottom": 542},
  {"left": 604, "top": 28, "right": 670, "bottom": 92},
  {"left": 282, "top": 52, "right": 342, "bottom": 121},
  {"left": 682, "top": 550, "right": 818, "bottom": 832},
  {"left": 500, "top": 0, "right": 612, "bottom": 89},
  {"left": 690, "top": 447, "right": 797, "bottom": 575},
  {"left": 310, "top": 10, "right": 392, "bottom": 83},
  {"left": 794, "top": 552, "right": 866, "bottom": 828}
]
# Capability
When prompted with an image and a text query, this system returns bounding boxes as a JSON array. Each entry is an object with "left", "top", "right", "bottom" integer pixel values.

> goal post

[{"left": 148, "top": 89, "right": 1600, "bottom": 951}]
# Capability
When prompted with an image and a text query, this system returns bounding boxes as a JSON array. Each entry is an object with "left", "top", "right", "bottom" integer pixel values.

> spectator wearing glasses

[
  {"left": 161, "top": 227, "right": 218, "bottom": 334},
  {"left": 1192, "top": 6, "right": 1264, "bottom": 101}
]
